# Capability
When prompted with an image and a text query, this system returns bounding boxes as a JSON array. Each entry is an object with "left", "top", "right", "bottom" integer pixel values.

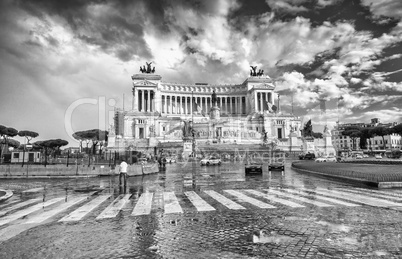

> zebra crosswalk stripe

[
  {"left": 0, "top": 197, "right": 64, "bottom": 227},
  {"left": 266, "top": 189, "right": 333, "bottom": 207},
  {"left": 285, "top": 189, "right": 360, "bottom": 207},
  {"left": 244, "top": 190, "right": 305, "bottom": 208},
  {"left": 204, "top": 190, "right": 245, "bottom": 210},
  {"left": 25, "top": 196, "right": 88, "bottom": 224},
  {"left": 60, "top": 195, "right": 111, "bottom": 222},
  {"left": 338, "top": 188, "right": 402, "bottom": 202},
  {"left": 184, "top": 191, "right": 215, "bottom": 212},
  {"left": 96, "top": 194, "right": 132, "bottom": 219},
  {"left": 224, "top": 190, "right": 276, "bottom": 209},
  {"left": 22, "top": 187, "right": 44, "bottom": 194},
  {"left": 132, "top": 192, "right": 154, "bottom": 216},
  {"left": 164, "top": 192, "right": 183, "bottom": 214},
  {"left": 315, "top": 188, "right": 402, "bottom": 207},
  {"left": 353, "top": 187, "right": 402, "bottom": 198},
  {"left": 0, "top": 199, "right": 41, "bottom": 217},
  {"left": 0, "top": 200, "right": 21, "bottom": 210}
]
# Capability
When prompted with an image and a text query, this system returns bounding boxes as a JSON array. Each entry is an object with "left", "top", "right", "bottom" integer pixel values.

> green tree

[
  {"left": 302, "top": 120, "right": 313, "bottom": 138},
  {"left": 393, "top": 123, "right": 402, "bottom": 137},
  {"left": 369, "top": 126, "right": 391, "bottom": 149},
  {"left": 0, "top": 138, "right": 20, "bottom": 149},
  {"left": 342, "top": 126, "right": 361, "bottom": 150},
  {"left": 73, "top": 129, "right": 108, "bottom": 155},
  {"left": 18, "top": 130, "right": 39, "bottom": 144},
  {"left": 0, "top": 125, "right": 18, "bottom": 161},
  {"left": 359, "top": 128, "right": 374, "bottom": 150}
]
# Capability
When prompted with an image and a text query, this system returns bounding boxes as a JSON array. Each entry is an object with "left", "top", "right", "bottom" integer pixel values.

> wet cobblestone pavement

[{"left": 1, "top": 161, "right": 402, "bottom": 258}]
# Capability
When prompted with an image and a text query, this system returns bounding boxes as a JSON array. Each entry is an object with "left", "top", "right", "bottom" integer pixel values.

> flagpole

[
  {"left": 291, "top": 92, "right": 294, "bottom": 115},
  {"left": 123, "top": 93, "right": 125, "bottom": 111},
  {"left": 191, "top": 91, "right": 195, "bottom": 158}
]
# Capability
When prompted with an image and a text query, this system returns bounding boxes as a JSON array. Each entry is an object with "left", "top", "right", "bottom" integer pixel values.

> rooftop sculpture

[
  {"left": 140, "top": 62, "right": 155, "bottom": 74},
  {"left": 250, "top": 66, "right": 264, "bottom": 76}
]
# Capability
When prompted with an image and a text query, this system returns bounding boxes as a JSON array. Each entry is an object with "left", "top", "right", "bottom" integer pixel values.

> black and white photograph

[{"left": 0, "top": 0, "right": 402, "bottom": 258}]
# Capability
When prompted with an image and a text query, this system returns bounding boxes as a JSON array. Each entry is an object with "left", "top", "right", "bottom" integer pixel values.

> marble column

[
  {"left": 146, "top": 90, "right": 150, "bottom": 112},
  {"left": 133, "top": 88, "right": 138, "bottom": 112},
  {"left": 141, "top": 90, "right": 145, "bottom": 112},
  {"left": 190, "top": 96, "right": 193, "bottom": 114},
  {"left": 240, "top": 97, "right": 243, "bottom": 114},
  {"left": 164, "top": 95, "right": 167, "bottom": 114},
  {"left": 260, "top": 92, "right": 263, "bottom": 113},
  {"left": 226, "top": 97, "right": 229, "bottom": 114},
  {"left": 234, "top": 96, "right": 239, "bottom": 114},
  {"left": 185, "top": 96, "right": 188, "bottom": 114},
  {"left": 254, "top": 91, "right": 258, "bottom": 112}
]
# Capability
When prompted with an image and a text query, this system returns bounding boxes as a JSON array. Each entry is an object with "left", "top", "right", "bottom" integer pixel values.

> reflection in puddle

[
  {"left": 252, "top": 230, "right": 293, "bottom": 244},
  {"left": 316, "top": 221, "right": 351, "bottom": 233}
]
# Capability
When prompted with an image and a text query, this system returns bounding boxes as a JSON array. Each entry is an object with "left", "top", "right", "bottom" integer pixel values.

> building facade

[
  {"left": 108, "top": 67, "right": 335, "bottom": 159},
  {"left": 331, "top": 118, "right": 401, "bottom": 153}
]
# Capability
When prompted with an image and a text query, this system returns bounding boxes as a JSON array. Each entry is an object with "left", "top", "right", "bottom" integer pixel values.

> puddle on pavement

[
  {"left": 369, "top": 251, "right": 389, "bottom": 256},
  {"left": 316, "top": 221, "right": 351, "bottom": 233},
  {"left": 252, "top": 230, "right": 293, "bottom": 244}
]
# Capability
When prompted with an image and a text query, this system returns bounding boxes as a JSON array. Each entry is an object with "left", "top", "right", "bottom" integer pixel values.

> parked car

[
  {"left": 200, "top": 156, "right": 221, "bottom": 166},
  {"left": 355, "top": 154, "right": 363, "bottom": 159},
  {"left": 268, "top": 161, "right": 285, "bottom": 171},
  {"left": 245, "top": 161, "right": 263, "bottom": 174},
  {"left": 326, "top": 156, "right": 337, "bottom": 162},
  {"left": 165, "top": 157, "right": 176, "bottom": 163},
  {"left": 375, "top": 154, "right": 382, "bottom": 159},
  {"left": 299, "top": 153, "right": 316, "bottom": 160},
  {"left": 363, "top": 154, "right": 369, "bottom": 158},
  {"left": 315, "top": 157, "right": 327, "bottom": 163}
]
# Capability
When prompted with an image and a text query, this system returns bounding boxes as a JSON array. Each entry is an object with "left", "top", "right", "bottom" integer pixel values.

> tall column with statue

[{"left": 209, "top": 90, "right": 220, "bottom": 120}]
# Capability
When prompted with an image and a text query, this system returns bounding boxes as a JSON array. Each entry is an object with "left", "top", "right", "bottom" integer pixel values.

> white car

[
  {"left": 315, "top": 157, "right": 327, "bottom": 163},
  {"left": 326, "top": 156, "right": 337, "bottom": 162},
  {"left": 355, "top": 154, "right": 363, "bottom": 159},
  {"left": 375, "top": 154, "right": 382, "bottom": 159},
  {"left": 200, "top": 157, "right": 221, "bottom": 166}
]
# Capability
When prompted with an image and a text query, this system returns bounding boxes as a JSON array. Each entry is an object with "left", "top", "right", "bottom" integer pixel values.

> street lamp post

[{"left": 25, "top": 144, "right": 33, "bottom": 178}]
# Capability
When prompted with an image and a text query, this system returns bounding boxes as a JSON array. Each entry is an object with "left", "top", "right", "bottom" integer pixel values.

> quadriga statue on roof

[
  {"left": 139, "top": 62, "right": 156, "bottom": 74},
  {"left": 249, "top": 65, "right": 264, "bottom": 76}
]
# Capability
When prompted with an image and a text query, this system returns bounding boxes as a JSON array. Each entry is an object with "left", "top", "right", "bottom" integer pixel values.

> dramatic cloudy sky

[{"left": 0, "top": 0, "right": 402, "bottom": 145}]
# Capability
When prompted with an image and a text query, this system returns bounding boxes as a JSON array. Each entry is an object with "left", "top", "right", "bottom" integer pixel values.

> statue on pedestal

[
  {"left": 212, "top": 90, "right": 217, "bottom": 106},
  {"left": 182, "top": 120, "right": 194, "bottom": 138}
]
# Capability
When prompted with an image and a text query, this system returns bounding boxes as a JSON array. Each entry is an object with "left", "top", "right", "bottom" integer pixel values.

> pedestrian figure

[{"left": 119, "top": 159, "right": 128, "bottom": 188}]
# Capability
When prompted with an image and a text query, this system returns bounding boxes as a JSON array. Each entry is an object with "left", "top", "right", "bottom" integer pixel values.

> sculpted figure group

[
  {"left": 250, "top": 66, "right": 264, "bottom": 76},
  {"left": 140, "top": 62, "right": 155, "bottom": 74}
]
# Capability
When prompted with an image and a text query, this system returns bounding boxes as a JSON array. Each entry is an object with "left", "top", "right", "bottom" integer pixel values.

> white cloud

[
  {"left": 346, "top": 107, "right": 402, "bottom": 124},
  {"left": 266, "top": 0, "right": 308, "bottom": 13},
  {"left": 361, "top": 0, "right": 402, "bottom": 19}
]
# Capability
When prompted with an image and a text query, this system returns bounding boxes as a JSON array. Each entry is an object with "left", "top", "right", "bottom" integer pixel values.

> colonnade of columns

[
  {"left": 137, "top": 90, "right": 155, "bottom": 112},
  {"left": 135, "top": 89, "right": 274, "bottom": 114},
  {"left": 160, "top": 95, "right": 246, "bottom": 115},
  {"left": 255, "top": 92, "right": 273, "bottom": 112}
]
